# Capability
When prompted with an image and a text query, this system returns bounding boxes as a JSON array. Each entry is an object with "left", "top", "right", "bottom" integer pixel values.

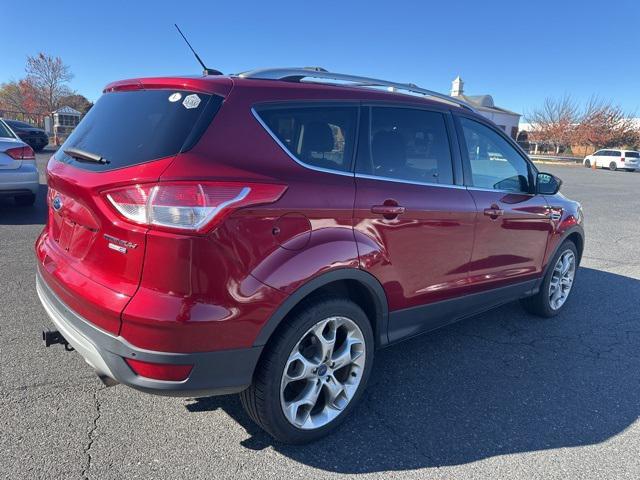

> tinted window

[
  {"left": 459, "top": 117, "right": 531, "bottom": 193},
  {"left": 256, "top": 105, "right": 358, "bottom": 172},
  {"left": 54, "top": 90, "right": 222, "bottom": 171},
  {"left": 359, "top": 107, "right": 453, "bottom": 185},
  {"left": 610, "top": 150, "right": 621, "bottom": 156},
  {"left": 0, "top": 120, "right": 15, "bottom": 138},
  {"left": 6, "top": 120, "right": 33, "bottom": 129},
  {"left": 626, "top": 151, "right": 639, "bottom": 158}
]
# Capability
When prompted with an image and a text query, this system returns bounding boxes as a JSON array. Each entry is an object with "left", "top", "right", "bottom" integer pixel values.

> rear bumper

[
  {"left": 0, "top": 163, "right": 39, "bottom": 195},
  {"left": 36, "top": 270, "right": 262, "bottom": 396}
]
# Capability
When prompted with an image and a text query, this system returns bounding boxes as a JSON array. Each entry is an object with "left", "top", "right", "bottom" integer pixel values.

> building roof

[
  {"left": 449, "top": 76, "right": 520, "bottom": 117},
  {"left": 454, "top": 94, "right": 520, "bottom": 116},
  {"left": 53, "top": 106, "right": 81, "bottom": 115}
]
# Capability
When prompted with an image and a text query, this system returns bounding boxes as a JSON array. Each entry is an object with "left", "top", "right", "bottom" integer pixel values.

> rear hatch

[{"left": 40, "top": 80, "right": 228, "bottom": 333}]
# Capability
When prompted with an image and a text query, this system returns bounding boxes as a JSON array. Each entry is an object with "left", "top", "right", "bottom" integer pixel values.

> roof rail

[{"left": 237, "top": 67, "right": 475, "bottom": 111}]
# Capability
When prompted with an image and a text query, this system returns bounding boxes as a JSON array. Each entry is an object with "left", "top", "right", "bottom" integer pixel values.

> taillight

[
  {"left": 5, "top": 145, "right": 35, "bottom": 160},
  {"left": 103, "top": 181, "right": 287, "bottom": 233},
  {"left": 125, "top": 358, "right": 193, "bottom": 381},
  {"left": 621, "top": 157, "right": 625, "bottom": 163}
]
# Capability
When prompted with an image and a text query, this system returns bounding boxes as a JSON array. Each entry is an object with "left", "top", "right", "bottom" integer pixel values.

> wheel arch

[
  {"left": 253, "top": 268, "right": 389, "bottom": 349},
  {"left": 543, "top": 225, "right": 585, "bottom": 276},
  {"left": 565, "top": 230, "right": 584, "bottom": 264}
]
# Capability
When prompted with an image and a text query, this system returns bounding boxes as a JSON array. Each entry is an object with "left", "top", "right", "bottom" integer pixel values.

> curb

[{"left": 531, "top": 160, "right": 578, "bottom": 166}]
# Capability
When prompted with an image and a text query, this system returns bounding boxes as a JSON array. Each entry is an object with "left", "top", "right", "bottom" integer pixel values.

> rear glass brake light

[{"left": 104, "top": 182, "right": 287, "bottom": 233}]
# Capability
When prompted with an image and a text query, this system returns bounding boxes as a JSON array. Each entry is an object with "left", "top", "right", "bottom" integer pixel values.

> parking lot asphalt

[{"left": 1, "top": 155, "right": 639, "bottom": 479}]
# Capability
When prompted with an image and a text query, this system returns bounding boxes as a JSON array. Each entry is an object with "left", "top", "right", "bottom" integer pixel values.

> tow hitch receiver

[{"left": 42, "top": 330, "right": 74, "bottom": 351}]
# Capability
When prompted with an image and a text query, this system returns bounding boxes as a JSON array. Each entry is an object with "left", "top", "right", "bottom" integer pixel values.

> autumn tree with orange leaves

[{"left": 526, "top": 96, "right": 639, "bottom": 153}]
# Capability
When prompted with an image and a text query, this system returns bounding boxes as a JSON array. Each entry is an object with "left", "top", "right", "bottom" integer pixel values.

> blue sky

[{"left": 1, "top": 0, "right": 639, "bottom": 118}]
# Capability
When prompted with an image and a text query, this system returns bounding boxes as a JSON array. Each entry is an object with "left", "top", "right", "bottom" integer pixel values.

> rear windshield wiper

[{"left": 63, "top": 148, "right": 109, "bottom": 164}]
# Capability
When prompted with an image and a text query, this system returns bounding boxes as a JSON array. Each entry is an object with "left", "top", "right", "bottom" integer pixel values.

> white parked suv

[{"left": 583, "top": 149, "right": 640, "bottom": 172}]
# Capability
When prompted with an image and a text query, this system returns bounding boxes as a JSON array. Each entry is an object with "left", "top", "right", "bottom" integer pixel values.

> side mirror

[{"left": 536, "top": 172, "right": 562, "bottom": 195}]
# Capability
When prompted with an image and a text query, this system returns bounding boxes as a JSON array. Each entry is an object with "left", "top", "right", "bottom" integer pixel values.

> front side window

[
  {"left": 256, "top": 105, "right": 358, "bottom": 172},
  {"left": 459, "top": 117, "right": 531, "bottom": 193},
  {"left": 358, "top": 107, "right": 453, "bottom": 185}
]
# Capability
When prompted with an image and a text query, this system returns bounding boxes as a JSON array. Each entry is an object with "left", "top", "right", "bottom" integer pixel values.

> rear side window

[
  {"left": 55, "top": 90, "right": 222, "bottom": 171},
  {"left": 626, "top": 151, "right": 640, "bottom": 158},
  {"left": 255, "top": 105, "right": 358, "bottom": 172},
  {"left": 359, "top": 107, "right": 454, "bottom": 185},
  {"left": 0, "top": 120, "right": 15, "bottom": 139}
]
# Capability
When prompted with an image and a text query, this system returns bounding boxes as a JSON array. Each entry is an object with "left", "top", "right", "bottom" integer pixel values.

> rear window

[
  {"left": 55, "top": 89, "right": 222, "bottom": 171},
  {"left": 7, "top": 120, "right": 32, "bottom": 129},
  {"left": 255, "top": 104, "right": 358, "bottom": 172},
  {"left": 625, "top": 151, "right": 639, "bottom": 158}
]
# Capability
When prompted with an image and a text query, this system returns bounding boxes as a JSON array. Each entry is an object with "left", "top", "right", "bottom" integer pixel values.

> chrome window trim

[
  {"left": 355, "top": 173, "right": 467, "bottom": 190},
  {"left": 250, "top": 107, "right": 355, "bottom": 178},
  {"left": 465, "top": 185, "right": 535, "bottom": 195}
]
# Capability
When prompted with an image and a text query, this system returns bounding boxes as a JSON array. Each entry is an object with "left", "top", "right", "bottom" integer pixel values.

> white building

[{"left": 449, "top": 76, "right": 521, "bottom": 139}]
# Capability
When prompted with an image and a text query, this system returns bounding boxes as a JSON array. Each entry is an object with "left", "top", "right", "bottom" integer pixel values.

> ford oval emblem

[{"left": 52, "top": 195, "right": 63, "bottom": 211}]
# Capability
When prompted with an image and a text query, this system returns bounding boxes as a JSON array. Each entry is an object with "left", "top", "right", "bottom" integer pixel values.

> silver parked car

[{"left": 0, "top": 118, "right": 39, "bottom": 206}]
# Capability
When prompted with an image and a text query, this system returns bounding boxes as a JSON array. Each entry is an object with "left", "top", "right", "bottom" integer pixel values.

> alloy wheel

[
  {"left": 548, "top": 250, "right": 576, "bottom": 310},
  {"left": 280, "top": 316, "right": 366, "bottom": 430}
]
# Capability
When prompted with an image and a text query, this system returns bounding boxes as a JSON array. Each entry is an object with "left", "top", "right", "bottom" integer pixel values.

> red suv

[{"left": 36, "top": 68, "right": 584, "bottom": 443}]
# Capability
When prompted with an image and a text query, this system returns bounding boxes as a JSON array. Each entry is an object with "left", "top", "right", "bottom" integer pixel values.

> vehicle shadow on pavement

[
  {"left": 187, "top": 266, "right": 640, "bottom": 473},
  {"left": 0, "top": 184, "right": 48, "bottom": 225}
]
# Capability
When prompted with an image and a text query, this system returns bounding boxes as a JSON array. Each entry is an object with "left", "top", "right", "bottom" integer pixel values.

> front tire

[
  {"left": 240, "top": 297, "right": 374, "bottom": 444},
  {"left": 521, "top": 240, "right": 578, "bottom": 317},
  {"left": 584, "top": 159, "right": 591, "bottom": 168}
]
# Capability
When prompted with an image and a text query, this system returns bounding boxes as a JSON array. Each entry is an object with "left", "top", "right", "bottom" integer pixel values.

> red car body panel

[
  {"left": 354, "top": 179, "right": 477, "bottom": 309},
  {"left": 464, "top": 190, "right": 552, "bottom": 289}
]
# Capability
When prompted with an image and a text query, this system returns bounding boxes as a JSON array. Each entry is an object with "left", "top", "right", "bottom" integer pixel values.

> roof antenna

[{"left": 174, "top": 24, "right": 222, "bottom": 76}]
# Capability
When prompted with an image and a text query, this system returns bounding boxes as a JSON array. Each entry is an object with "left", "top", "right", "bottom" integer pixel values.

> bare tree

[
  {"left": 526, "top": 96, "right": 578, "bottom": 154},
  {"left": 25, "top": 52, "right": 73, "bottom": 113}
]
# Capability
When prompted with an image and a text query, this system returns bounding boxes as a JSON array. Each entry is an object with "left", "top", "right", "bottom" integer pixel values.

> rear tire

[
  {"left": 15, "top": 194, "right": 36, "bottom": 206},
  {"left": 609, "top": 162, "right": 617, "bottom": 171},
  {"left": 520, "top": 240, "right": 578, "bottom": 317},
  {"left": 240, "top": 296, "right": 374, "bottom": 444}
]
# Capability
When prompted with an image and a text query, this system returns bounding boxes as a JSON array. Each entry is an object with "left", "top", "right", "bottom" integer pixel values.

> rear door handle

[
  {"left": 371, "top": 205, "right": 406, "bottom": 218},
  {"left": 483, "top": 205, "right": 504, "bottom": 219}
]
